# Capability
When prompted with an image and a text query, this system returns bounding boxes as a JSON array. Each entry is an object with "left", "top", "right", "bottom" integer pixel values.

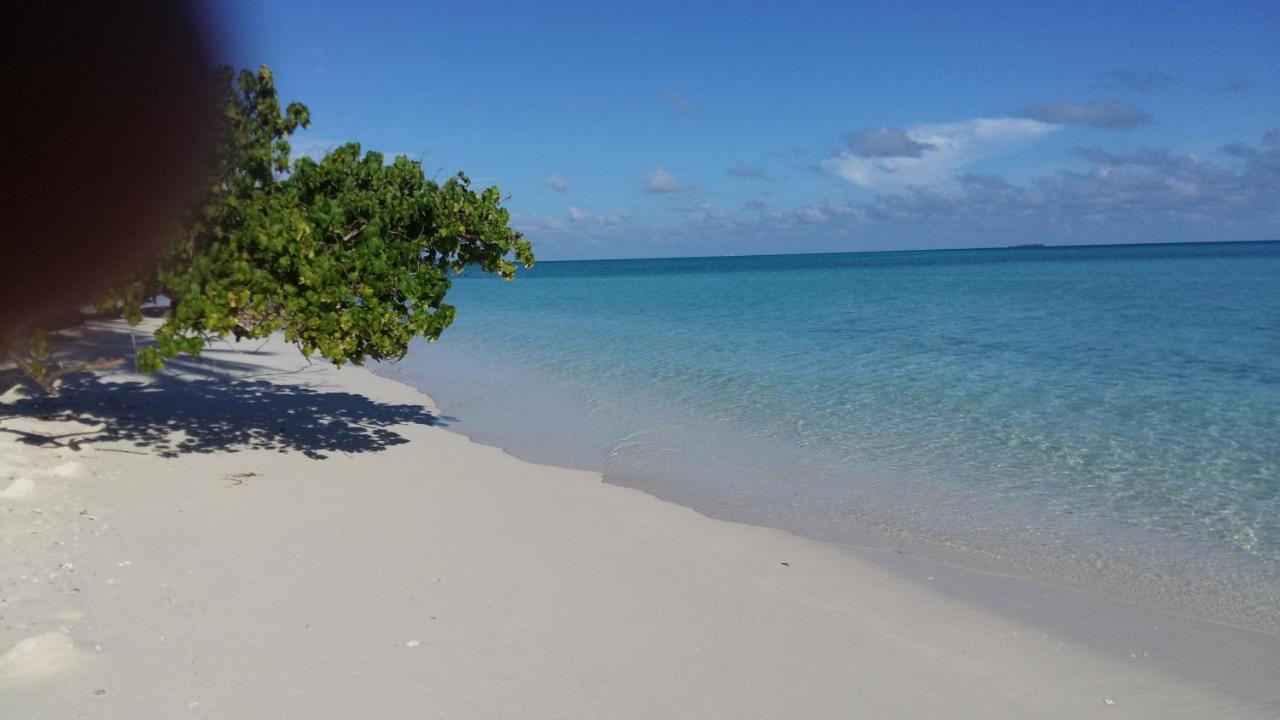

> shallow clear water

[{"left": 386, "top": 242, "right": 1280, "bottom": 628}]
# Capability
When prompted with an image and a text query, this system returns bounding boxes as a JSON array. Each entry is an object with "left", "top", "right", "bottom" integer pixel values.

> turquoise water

[{"left": 387, "top": 241, "right": 1280, "bottom": 628}]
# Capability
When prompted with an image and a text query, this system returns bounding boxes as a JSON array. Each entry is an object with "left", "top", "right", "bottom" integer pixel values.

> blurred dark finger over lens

[{"left": 0, "top": 1, "right": 216, "bottom": 340}]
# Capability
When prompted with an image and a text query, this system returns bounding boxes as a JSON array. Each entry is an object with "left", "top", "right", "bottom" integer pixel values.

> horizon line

[{"left": 531, "top": 237, "right": 1280, "bottom": 264}]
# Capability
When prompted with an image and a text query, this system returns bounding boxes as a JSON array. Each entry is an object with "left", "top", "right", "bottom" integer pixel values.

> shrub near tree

[{"left": 8, "top": 65, "right": 532, "bottom": 391}]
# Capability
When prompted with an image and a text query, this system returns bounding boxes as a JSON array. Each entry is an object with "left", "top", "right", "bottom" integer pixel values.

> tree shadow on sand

[{"left": 0, "top": 354, "right": 449, "bottom": 459}]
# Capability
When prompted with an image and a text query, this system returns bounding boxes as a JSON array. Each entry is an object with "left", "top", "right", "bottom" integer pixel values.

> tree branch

[
  {"left": 7, "top": 352, "right": 125, "bottom": 395},
  {"left": 341, "top": 222, "right": 366, "bottom": 243}
]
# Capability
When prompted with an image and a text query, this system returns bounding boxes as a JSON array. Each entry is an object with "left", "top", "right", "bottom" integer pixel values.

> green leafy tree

[{"left": 13, "top": 65, "right": 532, "bottom": 388}]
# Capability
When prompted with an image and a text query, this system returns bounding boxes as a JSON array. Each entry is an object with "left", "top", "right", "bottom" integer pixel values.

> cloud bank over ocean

[{"left": 519, "top": 128, "right": 1280, "bottom": 259}]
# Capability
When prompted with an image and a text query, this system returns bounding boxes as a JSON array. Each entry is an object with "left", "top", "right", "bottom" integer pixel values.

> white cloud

[
  {"left": 643, "top": 168, "right": 686, "bottom": 194},
  {"left": 546, "top": 175, "right": 570, "bottom": 192},
  {"left": 727, "top": 161, "right": 775, "bottom": 180},
  {"left": 558, "top": 204, "right": 630, "bottom": 227},
  {"left": 519, "top": 129, "right": 1280, "bottom": 258},
  {"left": 822, "top": 117, "right": 1060, "bottom": 189},
  {"left": 843, "top": 127, "right": 934, "bottom": 158},
  {"left": 1021, "top": 99, "right": 1149, "bottom": 129}
]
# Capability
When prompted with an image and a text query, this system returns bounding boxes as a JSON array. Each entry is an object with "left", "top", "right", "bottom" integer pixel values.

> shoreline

[
  {"left": 388, "top": 237, "right": 1280, "bottom": 639},
  {"left": 376, "top": 353, "right": 1280, "bottom": 637},
  {"left": 375, "top": 361, "right": 1280, "bottom": 695},
  {"left": 3, "top": 323, "right": 1278, "bottom": 717}
]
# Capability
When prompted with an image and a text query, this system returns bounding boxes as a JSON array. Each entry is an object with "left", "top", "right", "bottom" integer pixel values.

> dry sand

[{"left": 2, "top": 323, "right": 1277, "bottom": 718}]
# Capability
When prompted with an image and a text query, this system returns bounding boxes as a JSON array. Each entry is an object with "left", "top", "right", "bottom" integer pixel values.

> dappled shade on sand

[{"left": 1, "top": 356, "right": 445, "bottom": 460}]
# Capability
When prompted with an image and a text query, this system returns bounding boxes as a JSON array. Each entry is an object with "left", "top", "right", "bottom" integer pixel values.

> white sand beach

[{"left": 2, "top": 323, "right": 1277, "bottom": 718}]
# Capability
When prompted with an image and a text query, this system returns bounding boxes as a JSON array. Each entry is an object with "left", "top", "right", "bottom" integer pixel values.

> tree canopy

[{"left": 66, "top": 65, "right": 531, "bottom": 380}]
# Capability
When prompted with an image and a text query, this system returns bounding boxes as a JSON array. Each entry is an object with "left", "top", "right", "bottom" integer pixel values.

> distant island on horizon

[{"left": 534, "top": 237, "right": 1280, "bottom": 265}]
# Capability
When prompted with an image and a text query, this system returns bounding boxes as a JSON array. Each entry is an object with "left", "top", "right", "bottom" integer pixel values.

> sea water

[{"left": 385, "top": 241, "right": 1280, "bottom": 629}]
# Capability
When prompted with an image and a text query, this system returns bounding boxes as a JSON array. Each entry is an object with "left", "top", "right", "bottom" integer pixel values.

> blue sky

[{"left": 215, "top": 1, "right": 1279, "bottom": 259}]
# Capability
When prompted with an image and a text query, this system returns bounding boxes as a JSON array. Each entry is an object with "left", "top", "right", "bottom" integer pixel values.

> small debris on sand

[{"left": 224, "top": 472, "right": 260, "bottom": 488}]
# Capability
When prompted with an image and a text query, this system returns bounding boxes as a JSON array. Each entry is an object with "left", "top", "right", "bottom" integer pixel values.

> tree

[{"left": 10, "top": 65, "right": 532, "bottom": 389}]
